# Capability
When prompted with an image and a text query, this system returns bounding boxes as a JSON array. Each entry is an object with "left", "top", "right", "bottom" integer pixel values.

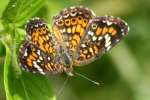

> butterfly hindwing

[
  {"left": 19, "top": 41, "right": 65, "bottom": 74},
  {"left": 74, "top": 16, "right": 129, "bottom": 66}
]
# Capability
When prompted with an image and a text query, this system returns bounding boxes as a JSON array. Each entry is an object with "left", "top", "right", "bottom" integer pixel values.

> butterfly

[{"left": 19, "top": 6, "right": 129, "bottom": 75}]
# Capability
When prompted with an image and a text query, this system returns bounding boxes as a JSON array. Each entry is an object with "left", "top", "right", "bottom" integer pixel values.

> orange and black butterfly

[{"left": 19, "top": 6, "right": 129, "bottom": 75}]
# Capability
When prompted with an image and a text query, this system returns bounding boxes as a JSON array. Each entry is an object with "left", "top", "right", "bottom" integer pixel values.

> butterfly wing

[
  {"left": 52, "top": 6, "right": 96, "bottom": 59},
  {"left": 74, "top": 16, "right": 129, "bottom": 66},
  {"left": 19, "top": 18, "right": 66, "bottom": 74},
  {"left": 19, "top": 41, "right": 64, "bottom": 74}
]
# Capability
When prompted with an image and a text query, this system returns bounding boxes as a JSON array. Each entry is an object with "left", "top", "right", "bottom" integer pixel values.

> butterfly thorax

[{"left": 57, "top": 45, "right": 73, "bottom": 69}]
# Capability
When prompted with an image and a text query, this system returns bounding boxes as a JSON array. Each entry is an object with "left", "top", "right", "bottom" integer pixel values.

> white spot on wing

[
  {"left": 91, "top": 10, "right": 96, "bottom": 16},
  {"left": 33, "top": 61, "right": 42, "bottom": 71},
  {"left": 70, "top": 12, "right": 77, "bottom": 17},
  {"left": 48, "top": 57, "right": 51, "bottom": 60},
  {"left": 39, "top": 56, "right": 43, "bottom": 60},
  {"left": 37, "top": 50, "right": 40, "bottom": 55},
  {"left": 78, "top": 11, "right": 83, "bottom": 15},
  {"left": 37, "top": 59, "right": 41, "bottom": 63},
  {"left": 106, "top": 21, "right": 112, "bottom": 26},
  {"left": 70, "top": 6, "right": 75, "bottom": 9},
  {"left": 104, "top": 34, "right": 111, "bottom": 48},
  {"left": 27, "top": 35, "right": 31, "bottom": 40},
  {"left": 81, "top": 44, "right": 86, "bottom": 48},
  {"left": 98, "top": 36, "right": 103, "bottom": 41},
  {"left": 128, "top": 26, "right": 130, "bottom": 31},
  {"left": 88, "top": 31, "right": 94, "bottom": 36},
  {"left": 63, "top": 13, "right": 69, "bottom": 18},
  {"left": 60, "top": 28, "right": 66, "bottom": 33},
  {"left": 92, "top": 36, "right": 97, "bottom": 41},
  {"left": 106, "top": 45, "right": 112, "bottom": 51},
  {"left": 34, "top": 24, "right": 39, "bottom": 27},
  {"left": 33, "top": 61, "right": 45, "bottom": 75},
  {"left": 24, "top": 49, "right": 28, "bottom": 57},
  {"left": 105, "top": 41, "right": 111, "bottom": 47}
]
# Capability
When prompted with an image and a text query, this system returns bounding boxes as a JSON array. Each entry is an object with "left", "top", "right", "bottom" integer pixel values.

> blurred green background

[{"left": 0, "top": 0, "right": 150, "bottom": 100}]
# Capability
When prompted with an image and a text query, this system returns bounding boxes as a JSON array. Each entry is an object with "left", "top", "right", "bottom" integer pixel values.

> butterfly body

[{"left": 19, "top": 6, "right": 129, "bottom": 75}]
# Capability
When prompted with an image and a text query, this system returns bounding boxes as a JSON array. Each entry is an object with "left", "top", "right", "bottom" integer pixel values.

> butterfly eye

[{"left": 91, "top": 23, "right": 97, "bottom": 30}]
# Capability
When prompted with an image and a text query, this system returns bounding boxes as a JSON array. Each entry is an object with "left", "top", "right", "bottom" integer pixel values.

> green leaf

[
  {"left": 0, "top": 0, "right": 9, "bottom": 17},
  {"left": 1, "top": 35, "right": 55, "bottom": 100},
  {"left": 2, "top": 0, "right": 46, "bottom": 27}
]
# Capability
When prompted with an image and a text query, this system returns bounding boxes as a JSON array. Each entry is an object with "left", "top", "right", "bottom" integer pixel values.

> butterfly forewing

[
  {"left": 26, "top": 17, "right": 56, "bottom": 56},
  {"left": 52, "top": 6, "right": 96, "bottom": 59},
  {"left": 74, "top": 16, "right": 129, "bottom": 66}
]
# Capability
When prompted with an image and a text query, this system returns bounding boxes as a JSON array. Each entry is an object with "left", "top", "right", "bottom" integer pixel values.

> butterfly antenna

[
  {"left": 56, "top": 75, "right": 70, "bottom": 96},
  {"left": 73, "top": 71, "right": 100, "bottom": 86}
]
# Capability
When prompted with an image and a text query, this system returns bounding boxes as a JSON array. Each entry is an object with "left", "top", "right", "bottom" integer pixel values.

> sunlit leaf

[{"left": 2, "top": 0, "right": 46, "bottom": 27}]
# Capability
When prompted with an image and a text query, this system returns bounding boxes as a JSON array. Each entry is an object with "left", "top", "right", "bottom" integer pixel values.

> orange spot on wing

[
  {"left": 45, "top": 43, "right": 49, "bottom": 52},
  {"left": 32, "top": 32, "right": 38, "bottom": 43},
  {"left": 93, "top": 46, "right": 98, "bottom": 54},
  {"left": 82, "top": 19, "right": 88, "bottom": 27},
  {"left": 27, "top": 56, "right": 35, "bottom": 67},
  {"left": 71, "top": 39, "right": 77, "bottom": 46},
  {"left": 65, "top": 19, "right": 71, "bottom": 26},
  {"left": 102, "top": 27, "right": 108, "bottom": 35},
  {"left": 77, "top": 16, "right": 83, "bottom": 25},
  {"left": 71, "top": 18, "right": 77, "bottom": 25},
  {"left": 72, "top": 26, "right": 76, "bottom": 34},
  {"left": 80, "top": 27, "right": 84, "bottom": 37},
  {"left": 76, "top": 24, "right": 81, "bottom": 33},
  {"left": 39, "top": 36, "right": 44, "bottom": 44},
  {"left": 42, "top": 36, "right": 46, "bottom": 41},
  {"left": 108, "top": 27, "right": 114, "bottom": 33},
  {"left": 27, "top": 62, "right": 32, "bottom": 67},
  {"left": 70, "top": 40, "right": 77, "bottom": 52},
  {"left": 112, "top": 29, "right": 117, "bottom": 36},
  {"left": 87, "top": 54, "right": 91, "bottom": 59},
  {"left": 32, "top": 52, "right": 38, "bottom": 58},
  {"left": 49, "top": 47, "right": 54, "bottom": 54},
  {"left": 96, "top": 27, "right": 102, "bottom": 36},
  {"left": 83, "top": 50, "right": 88, "bottom": 54},
  {"left": 40, "top": 45, "right": 45, "bottom": 52},
  {"left": 89, "top": 47, "right": 94, "bottom": 56},
  {"left": 28, "top": 55, "right": 36, "bottom": 61},
  {"left": 80, "top": 53, "right": 86, "bottom": 60},
  {"left": 67, "top": 27, "right": 71, "bottom": 33},
  {"left": 53, "top": 26, "right": 63, "bottom": 42},
  {"left": 73, "top": 34, "right": 80, "bottom": 44},
  {"left": 41, "top": 27, "right": 47, "bottom": 34}
]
